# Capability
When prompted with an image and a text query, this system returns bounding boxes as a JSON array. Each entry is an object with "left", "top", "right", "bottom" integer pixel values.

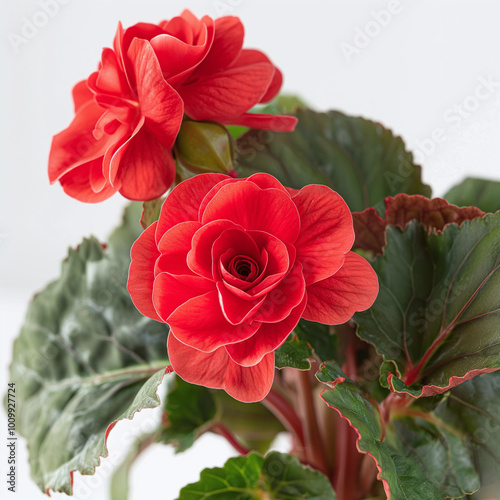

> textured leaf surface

[
  {"left": 160, "top": 376, "right": 217, "bottom": 453},
  {"left": 275, "top": 335, "right": 314, "bottom": 370},
  {"left": 353, "top": 194, "right": 484, "bottom": 255},
  {"left": 177, "top": 451, "right": 336, "bottom": 500},
  {"left": 355, "top": 213, "right": 500, "bottom": 397},
  {"left": 9, "top": 205, "right": 169, "bottom": 494},
  {"left": 435, "top": 371, "right": 500, "bottom": 496},
  {"left": 235, "top": 108, "right": 431, "bottom": 212},
  {"left": 445, "top": 177, "right": 500, "bottom": 214}
]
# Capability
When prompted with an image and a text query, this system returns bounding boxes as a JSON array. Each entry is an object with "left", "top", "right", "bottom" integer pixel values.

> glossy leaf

[
  {"left": 445, "top": 177, "right": 500, "bottom": 214},
  {"left": 353, "top": 194, "right": 484, "bottom": 255},
  {"left": 235, "top": 108, "right": 431, "bottom": 212},
  {"left": 177, "top": 451, "right": 336, "bottom": 500},
  {"left": 317, "top": 362, "right": 444, "bottom": 500},
  {"left": 275, "top": 335, "right": 314, "bottom": 370},
  {"left": 355, "top": 213, "right": 500, "bottom": 397},
  {"left": 9, "top": 213, "right": 169, "bottom": 494},
  {"left": 160, "top": 376, "right": 217, "bottom": 453}
]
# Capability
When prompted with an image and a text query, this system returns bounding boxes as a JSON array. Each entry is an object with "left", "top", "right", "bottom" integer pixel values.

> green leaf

[
  {"left": 107, "top": 202, "right": 144, "bottom": 258},
  {"left": 160, "top": 376, "right": 217, "bottom": 453},
  {"left": 9, "top": 222, "right": 169, "bottom": 493},
  {"left": 434, "top": 371, "right": 500, "bottom": 496},
  {"left": 275, "top": 335, "right": 313, "bottom": 370},
  {"left": 444, "top": 177, "right": 500, "bottom": 214},
  {"left": 177, "top": 451, "right": 336, "bottom": 500},
  {"left": 294, "top": 319, "right": 338, "bottom": 363},
  {"left": 317, "top": 362, "right": 443, "bottom": 500},
  {"left": 235, "top": 109, "right": 431, "bottom": 212},
  {"left": 355, "top": 213, "right": 500, "bottom": 397}
]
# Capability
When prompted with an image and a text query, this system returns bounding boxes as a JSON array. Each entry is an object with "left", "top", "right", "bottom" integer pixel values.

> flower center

[{"left": 229, "top": 256, "right": 259, "bottom": 282}]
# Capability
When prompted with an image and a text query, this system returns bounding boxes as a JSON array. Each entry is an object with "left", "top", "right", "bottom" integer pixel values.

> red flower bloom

[
  {"left": 127, "top": 173, "right": 379, "bottom": 402},
  {"left": 48, "top": 10, "right": 297, "bottom": 203}
]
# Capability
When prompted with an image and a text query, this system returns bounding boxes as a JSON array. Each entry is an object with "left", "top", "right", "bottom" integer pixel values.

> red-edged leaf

[
  {"left": 355, "top": 213, "right": 500, "bottom": 398},
  {"left": 353, "top": 194, "right": 484, "bottom": 255}
]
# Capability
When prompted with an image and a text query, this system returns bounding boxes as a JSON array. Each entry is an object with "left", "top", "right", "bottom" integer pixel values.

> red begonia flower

[
  {"left": 127, "top": 173, "right": 379, "bottom": 402},
  {"left": 48, "top": 10, "right": 297, "bottom": 203}
]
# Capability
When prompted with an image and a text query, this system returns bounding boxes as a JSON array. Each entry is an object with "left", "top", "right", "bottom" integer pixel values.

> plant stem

[
  {"left": 261, "top": 388, "right": 305, "bottom": 451},
  {"left": 295, "top": 370, "right": 329, "bottom": 476},
  {"left": 211, "top": 422, "right": 251, "bottom": 455}
]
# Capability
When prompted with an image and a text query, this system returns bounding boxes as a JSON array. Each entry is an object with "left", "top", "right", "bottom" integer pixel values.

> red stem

[
  {"left": 211, "top": 422, "right": 251, "bottom": 456},
  {"left": 261, "top": 388, "right": 305, "bottom": 451},
  {"left": 295, "top": 370, "right": 329, "bottom": 476}
]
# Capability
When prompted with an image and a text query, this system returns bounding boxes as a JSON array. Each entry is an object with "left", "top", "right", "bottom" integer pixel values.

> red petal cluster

[
  {"left": 48, "top": 10, "right": 297, "bottom": 203},
  {"left": 127, "top": 173, "right": 379, "bottom": 402}
]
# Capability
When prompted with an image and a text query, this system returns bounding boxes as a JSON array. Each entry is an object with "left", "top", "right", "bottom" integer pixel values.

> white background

[{"left": 1, "top": 1, "right": 500, "bottom": 499}]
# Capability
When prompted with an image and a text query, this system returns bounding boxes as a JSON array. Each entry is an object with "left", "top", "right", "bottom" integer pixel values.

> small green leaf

[
  {"left": 355, "top": 213, "right": 500, "bottom": 397},
  {"left": 444, "top": 177, "right": 500, "bottom": 213},
  {"left": 9, "top": 207, "right": 169, "bottom": 494},
  {"left": 160, "top": 376, "right": 217, "bottom": 453},
  {"left": 294, "top": 319, "right": 338, "bottom": 363},
  {"left": 235, "top": 109, "right": 431, "bottom": 212},
  {"left": 177, "top": 451, "right": 336, "bottom": 500},
  {"left": 275, "top": 336, "right": 313, "bottom": 369}
]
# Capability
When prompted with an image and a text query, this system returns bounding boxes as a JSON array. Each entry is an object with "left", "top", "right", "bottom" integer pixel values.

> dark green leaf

[
  {"left": 141, "top": 198, "right": 165, "bottom": 229},
  {"left": 235, "top": 109, "right": 431, "bottom": 212},
  {"left": 177, "top": 451, "right": 336, "bottom": 500},
  {"left": 9, "top": 214, "right": 169, "bottom": 494},
  {"left": 444, "top": 177, "right": 500, "bottom": 214},
  {"left": 355, "top": 213, "right": 500, "bottom": 397},
  {"left": 275, "top": 336, "right": 313, "bottom": 370},
  {"left": 434, "top": 371, "right": 500, "bottom": 497},
  {"left": 317, "top": 362, "right": 443, "bottom": 500},
  {"left": 160, "top": 376, "right": 217, "bottom": 453},
  {"left": 294, "top": 319, "right": 338, "bottom": 363}
]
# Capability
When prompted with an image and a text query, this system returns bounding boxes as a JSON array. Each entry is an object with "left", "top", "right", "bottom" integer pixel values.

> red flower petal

[
  {"left": 180, "top": 63, "right": 275, "bottom": 122},
  {"left": 193, "top": 16, "right": 244, "bottom": 74},
  {"left": 117, "top": 128, "right": 176, "bottom": 201},
  {"left": 202, "top": 181, "right": 301, "bottom": 244},
  {"left": 168, "top": 335, "right": 274, "bottom": 402},
  {"left": 230, "top": 49, "right": 282, "bottom": 103},
  {"left": 156, "top": 221, "right": 202, "bottom": 276},
  {"left": 48, "top": 101, "right": 120, "bottom": 183},
  {"left": 58, "top": 160, "right": 120, "bottom": 203},
  {"left": 156, "top": 173, "right": 230, "bottom": 243},
  {"left": 153, "top": 273, "right": 214, "bottom": 321},
  {"left": 167, "top": 290, "right": 260, "bottom": 352},
  {"left": 217, "top": 281, "right": 266, "bottom": 325},
  {"left": 72, "top": 80, "right": 93, "bottom": 113},
  {"left": 226, "top": 296, "right": 307, "bottom": 367},
  {"left": 94, "top": 48, "right": 130, "bottom": 97},
  {"left": 245, "top": 173, "right": 289, "bottom": 193},
  {"left": 251, "top": 262, "right": 306, "bottom": 323},
  {"left": 127, "top": 222, "right": 162, "bottom": 321},
  {"left": 293, "top": 185, "right": 355, "bottom": 285},
  {"left": 227, "top": 112, "right": 298, "bottom": 132},
  {"left": 187, "top": 220, "right": 241, "bottom": 279},
  {"left": 128, "top": 38, "right": 184, "bottom": 149},
  {"left": 303, "top": 252, "right": 379, "bottom": 324}
]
